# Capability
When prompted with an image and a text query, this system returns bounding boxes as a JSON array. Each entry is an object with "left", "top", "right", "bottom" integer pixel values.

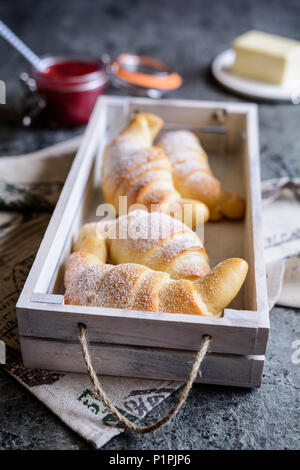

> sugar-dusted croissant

[
  {"left": 64, "top": 258, "right": 248, "bottom": 317},
  {"left": 64, "top": 228, "right": 107, "bottom": 289},
  {"left": 70, "top": 210, "right": 210, "bottom": 282},
  {"left": 101, "top": 113, "right": 209, "bottom": 228},
  {"left": 158, "top": 130, "right": 245, "bottom": 220},
  {"left": 107, "top": 210, "right": 210, "bottom": 280}
]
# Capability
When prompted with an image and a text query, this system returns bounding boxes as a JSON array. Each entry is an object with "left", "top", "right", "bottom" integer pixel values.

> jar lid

[{"left": 109, "top": 53, "right": 182, "bottom": 97}]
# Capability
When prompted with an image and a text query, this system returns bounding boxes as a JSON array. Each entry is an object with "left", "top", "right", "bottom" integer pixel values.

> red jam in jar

[{"left": 33, "top": 57, "right": 108, "bottom": 126}]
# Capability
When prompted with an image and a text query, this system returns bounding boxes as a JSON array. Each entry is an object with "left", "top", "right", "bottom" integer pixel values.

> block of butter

[{"left": 232, "top": 30, "right": 300, "bottom": 85}]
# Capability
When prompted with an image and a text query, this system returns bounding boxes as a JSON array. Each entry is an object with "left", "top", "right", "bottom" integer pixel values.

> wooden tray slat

[
  {"left": 18, "top": 305, "right": 268, "bottom": 355},
  {"left": 20, "top": 336, "right": 265, "bottom": 388}
]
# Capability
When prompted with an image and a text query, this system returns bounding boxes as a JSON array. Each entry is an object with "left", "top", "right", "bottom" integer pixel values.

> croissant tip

[
  {"left": 218, "top": 257, "right": 249, "bottom": 285},
  {"left": 229, "top": 257, "right": 248, "bottom": 275},
  {"left": 194, "top": 257, "right": 249, "bottom": 316}
]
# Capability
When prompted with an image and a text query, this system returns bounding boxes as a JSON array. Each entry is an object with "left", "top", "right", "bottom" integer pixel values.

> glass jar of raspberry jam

[{"left": 32, "top": 56, "right": 108, "bottom": 126}]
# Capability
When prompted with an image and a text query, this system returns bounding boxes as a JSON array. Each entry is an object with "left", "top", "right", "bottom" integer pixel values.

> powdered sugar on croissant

[
  {"left": 158, "top": 130, "right": 245, "bottom": 220},
  {"left": 64, "top": 226, "right": 107, "bottom": 289},
  {"left": 66, "top": 210, "right": 210, "bottom": 282},
  {"left": 64, "top": 258, "right": 248, "bottom": 317},
  {"left": 101, "top": 113, "right": 209, "bottom": 228},
  {"left": 64, "top": 251, "right": 103, "bottom": 289},
  {"left": 107, "top": 210, "right": 210, "bottom": 280}
]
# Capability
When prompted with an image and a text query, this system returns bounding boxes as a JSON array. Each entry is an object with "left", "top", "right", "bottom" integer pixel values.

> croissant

[
  {"left": 101, "top": 113, "right": 209, "bottom": 228},
  {"left": 64, "top": 258, "right": 248, "bottom": 317},
  {"left": 107, "top": 210, "right": 210, "bottom": 280},
  {"left": 158, "top": 130, "right": 245, "bottom": 220},
  {"left": 67, "top": 210, "right": 210, "bottom": 283}
]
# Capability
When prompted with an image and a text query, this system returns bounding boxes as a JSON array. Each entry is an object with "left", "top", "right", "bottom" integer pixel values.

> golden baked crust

[
  {"left": 101, "top": 113, "right": 209, "bottom": 228},
  {"left": 158, "top": 130, "right": 245, "bottom": 220},
  {"left": 64, "top": 251, "right": 102, "bottom": 289},
  {"left": 108, "top": 210, "right": 210, "bottom": 280},
  {"left": 64, "top": 258, "right": 248, "bottom": 317},
  {"left": 68, "top": 210, "right": 210, "bottom": 283}
]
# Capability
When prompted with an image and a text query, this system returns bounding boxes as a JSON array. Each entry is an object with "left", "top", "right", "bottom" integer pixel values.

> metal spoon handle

[{"left": 0, "top": 20, "right": 45, "bottom": 72}]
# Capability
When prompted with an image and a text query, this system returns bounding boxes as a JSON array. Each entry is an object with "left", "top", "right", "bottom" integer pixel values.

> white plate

[{"left": 212, "top": 49, "right": 300, "bottom": 102}]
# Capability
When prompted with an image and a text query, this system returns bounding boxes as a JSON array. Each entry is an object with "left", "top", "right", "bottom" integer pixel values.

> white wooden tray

[{"left": 16, "top": 96, "right": 269, "bottom": 388}]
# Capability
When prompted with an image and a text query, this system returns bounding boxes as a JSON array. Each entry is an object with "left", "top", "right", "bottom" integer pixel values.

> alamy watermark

[
  {"left": 291, "top": 81, "right": 300, "bottom": 104},
  {"left": 291, "top": 339, "right": 300, "bottom": 365},
  {"left": 0, "top": 340, "right": 5, "bottom": 365},
  {"left": 0, "top": 80, "right": 6, "bottom": 104},
  {"left": 94, "top": 198, "right": 206, "bottom": 242}
]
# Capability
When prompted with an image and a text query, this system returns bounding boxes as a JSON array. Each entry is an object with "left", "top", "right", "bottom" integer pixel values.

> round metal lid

[{"left": 108, "top": 53, "right": 182, "bottom": 97}]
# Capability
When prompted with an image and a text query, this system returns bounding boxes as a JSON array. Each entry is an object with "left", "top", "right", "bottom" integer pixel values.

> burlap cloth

[{"left": 0, "top": 138, "right": 299, "bottom": 447}]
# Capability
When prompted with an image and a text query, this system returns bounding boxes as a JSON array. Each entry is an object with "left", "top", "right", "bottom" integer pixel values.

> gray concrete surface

[{"left": 0, "top": 0, "right": 299, "bottom": 450}]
